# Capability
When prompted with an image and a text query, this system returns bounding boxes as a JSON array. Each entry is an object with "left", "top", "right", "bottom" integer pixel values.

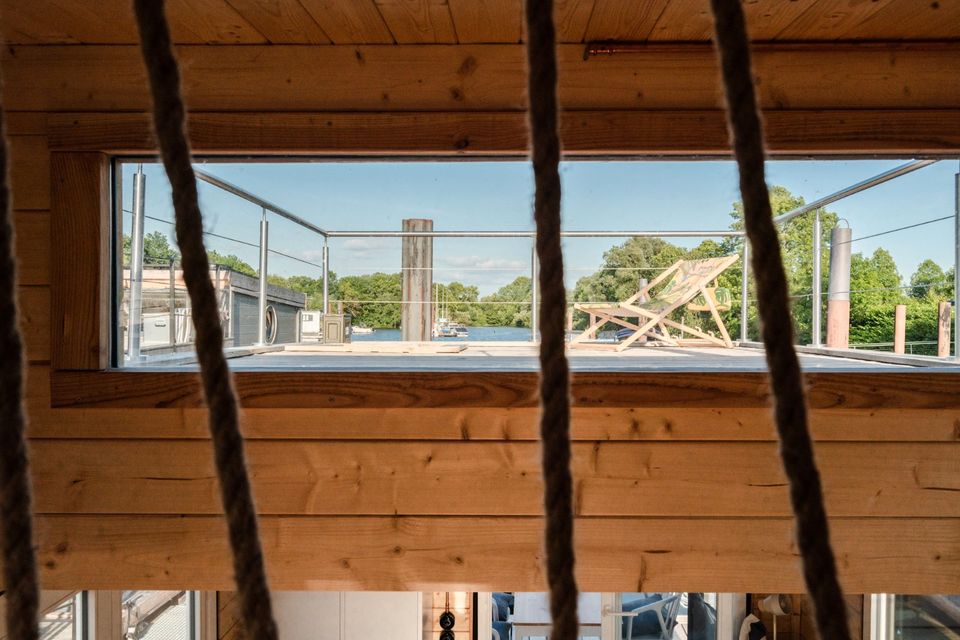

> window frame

[
  {"left": 86, "top": 591, "right": 213, "bottom": 640},
  {"left": 47, "top": 111, "right": 960, "bottom": 411}
]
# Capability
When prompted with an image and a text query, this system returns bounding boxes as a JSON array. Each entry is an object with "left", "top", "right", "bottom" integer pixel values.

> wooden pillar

[
  {"left": 826, "top": 226, "right": 852, "bottom": 348},
  {"left": 894, "top": 304, "right": 906, "bottom": 354},
  {"left": 401, "top": 218, "right": 433, "bottom": 342},
  {"left": 938, "top": 301, "right": 952, "bottom": 357}
]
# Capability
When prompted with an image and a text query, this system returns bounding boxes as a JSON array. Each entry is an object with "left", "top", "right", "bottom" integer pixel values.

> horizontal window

[{"left": 112, "top": 157, "right": 960, "bottom": 372}]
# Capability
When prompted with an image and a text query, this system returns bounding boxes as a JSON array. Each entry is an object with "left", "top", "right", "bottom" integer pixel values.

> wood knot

[{"left": 458, "top": 55, "right": 478, "bottom": 77}]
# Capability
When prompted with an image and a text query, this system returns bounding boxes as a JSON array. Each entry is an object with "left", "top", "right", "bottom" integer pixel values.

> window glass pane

[
  {"left": 113, "top": 157, "right": 960, "bottom": 371},
  {"left": 39, "top": 594, "right": 80, "bottom": 640},
  {"left": 894, "top": 595, "right": 960, "bottom": 640},
  {"left": 122, "top": 591, "right": 192, "bottom": 640},
  {"left": 621, "top": 593, "right": 717, "bottom": 640}
]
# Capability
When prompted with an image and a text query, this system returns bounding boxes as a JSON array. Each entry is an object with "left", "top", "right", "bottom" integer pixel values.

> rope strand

[
  {"left": 524, "top": 1, "right": 579, "bottom": 639},
  {"left": 0, "top": 70, "right": 39, "bottom": 640},
  {"left": 132, "top": 3, "right": 278, "bottom": 639},
  {"left": 707, "top": 2, "right": 851, "bottom": 639}
]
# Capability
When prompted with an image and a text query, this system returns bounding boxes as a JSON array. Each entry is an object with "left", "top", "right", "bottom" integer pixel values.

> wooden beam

[
  {"left": 45, "top": 110, "right": 960, "bottom": 155},
  {"left": 50, "top": 153, "right": 109, "bottom": 370},
  {"left": 49, "top": 369, "right": 960, "bottom": 409},
  {"left": 22, "top": 370, "right": 958, "bottom": 444},
  {"left": 894, "top": 304, "right": 907, "bottom": 354},
  {"left": 31, "top": 514, "right": 960, "bottom": 592},
  {"left": 5, "top": 43, "right": 958, "bottom": 112},
  {"left": 29, "top": 440, "right": 960, "bottom": 517},
  {"left": 22, "top": 406, "right": 960, "bottom": 444}
]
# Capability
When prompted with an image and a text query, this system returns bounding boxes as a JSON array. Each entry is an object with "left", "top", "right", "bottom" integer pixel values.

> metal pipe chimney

[
  {"left": 128, "top": 168, "right": 146, "bottom": 360},
  {"left": 826, "top": 225, "right": 852, "bottom": 349}
]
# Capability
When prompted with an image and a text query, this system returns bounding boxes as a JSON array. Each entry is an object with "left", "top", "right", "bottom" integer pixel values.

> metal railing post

[
  {"left": 531, "top": 244, "right": 539, "bottom": 343},
  {"left": 322, "top": 237, "right": 330, "bottom": 314},
  {"left": 257, "top": 208, "right": 269, "bottom": 346},
  {"left": 740, "top": 241, "right": 749, "bottom": 342},
  {"left": 128, "top": 167, "right": 146, "bottom": 360},
  {"left": 168, "top": 257, "right": 176, "bottom": 346},
  {"left": 955, "top": 170, "right": 960, "bottom": 359},
  {"left": 811, "top": 209, "right": 822, "bottom": 346}
]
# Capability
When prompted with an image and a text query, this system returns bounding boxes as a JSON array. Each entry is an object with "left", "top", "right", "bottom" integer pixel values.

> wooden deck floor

[{"left": 210, "top": 342, "right": 920, "bottom": 371}]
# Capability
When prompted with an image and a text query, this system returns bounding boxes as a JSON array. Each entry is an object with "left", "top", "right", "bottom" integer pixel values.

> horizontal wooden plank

[
  {"left": 5, "top": 43, "right": 958, "bottom": 112},
  {"left": 18, "top": 285, "right": 50, "bottom": 363},
  {"left": 23, "top": 403, "right": 960, "bottom": 442},
  {"left": 9, "top": 135, "right": 50, "bottom": 210},
  {"left": 24, "top": 367, "right": 960, "bottom": 442},
  {"left": 13, "top": 210, "right": 51, "bottom": 286},
  {"left": 30, "top": 440, "right": 960, "bottom": 517},
  {"left": 6, "top": 112, "right": 48, "bottom": 135},
  {"left": 49, "top": 369, "right": 960, "bottom": 410},
  {"left": 32, "top": 515, "right": 960, "bottom": 592},
  {"left": 45, "top": 109, "right": 960, "bottom": 155}
]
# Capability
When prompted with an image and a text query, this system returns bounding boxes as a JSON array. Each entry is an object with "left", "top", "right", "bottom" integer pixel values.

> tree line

[
  {"left": 124, "top": 232, "right": 534, "bottom": 329},
  {"left": 125, "top": 184, "right": 954, "bottom": 346}
]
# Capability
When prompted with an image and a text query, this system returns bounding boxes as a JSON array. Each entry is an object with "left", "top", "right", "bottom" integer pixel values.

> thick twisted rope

[
  {"left": 708, "top": 2, "right": 851, "bottom": 639},
  {"left": 132, "top": 3, "right": 277, "bottom": 639},
  {"left": 524, "top": 1, "right": 579, "bottom": 639},
  {"left": 0, "top": 76, "right": 39, "bottom": 640}
]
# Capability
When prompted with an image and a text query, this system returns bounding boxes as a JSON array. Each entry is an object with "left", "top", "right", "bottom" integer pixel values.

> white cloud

[
  {"left": 299, "top": 249, "right": 325, "bottom": 262},
  {"left": 340, "top": 238, "right": 396, "bottom": 257},
  {"left": 439, "top": 255, "right": 527, "bottom": 271}
]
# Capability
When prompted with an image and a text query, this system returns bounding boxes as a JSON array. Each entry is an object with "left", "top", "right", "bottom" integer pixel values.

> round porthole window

[{"left": 265, "top": 305, "right": 278, "bottom": 344}]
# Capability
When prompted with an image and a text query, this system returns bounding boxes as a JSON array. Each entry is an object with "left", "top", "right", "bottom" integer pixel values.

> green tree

[
  {"left": 268, "top": 273, "right": 339, "bottom": 310},
  {"left": 435, "top": 281, "right": 482, "bottom": 325},
  {"left": 847, "top": 248, "right": 905, "bottom": 345},
  {"left": 337, "top": 272, "right": 402, "bottom": 328},
  {"left": 721, "top": 185, "right": 838, "bottom": 343},
  {"left": 903, "top": 260, "right": 954, "bottom": 353},
  {"left": 909, "top": 259, "right": 949, "bottom": 299},
  {"left": 571, "top": 237, "right": 685, "bottom": 329},
  {"left": 122, "top": 231, "right": 180, "bottom": 265},
  {"left": 481, "top": 276, "right": 533, "bottom": 327},
  {"left": 566, "top": 185, "right": 837, "bottom": 342},
  {"left": 207, "top": 250, "right": 256, "bottom": 277}
]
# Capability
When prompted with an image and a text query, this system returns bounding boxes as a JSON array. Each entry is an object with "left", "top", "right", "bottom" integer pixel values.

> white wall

[{"left": 273, "top": 592, "right": 422, "bottom": 640}]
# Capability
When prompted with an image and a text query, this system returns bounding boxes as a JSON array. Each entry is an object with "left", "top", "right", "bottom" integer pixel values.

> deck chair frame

[{"left": 571, "top": 255, "right": 738, "bottom": 351}]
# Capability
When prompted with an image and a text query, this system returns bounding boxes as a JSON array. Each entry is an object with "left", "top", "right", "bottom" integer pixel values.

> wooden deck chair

[{"left": 571, "top": 254, "right": 739, "bottom": 351}]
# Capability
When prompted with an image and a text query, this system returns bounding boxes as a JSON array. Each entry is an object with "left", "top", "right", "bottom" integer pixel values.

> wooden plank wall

[
  {"left": 426, "top": 592, "right": 471, "bottom": 640},
  {"left": 3, "top": 41, "right": 959, "bottom": 593},
  {"left": 217, "top": 592, "right": 243, "bottom": 640}
]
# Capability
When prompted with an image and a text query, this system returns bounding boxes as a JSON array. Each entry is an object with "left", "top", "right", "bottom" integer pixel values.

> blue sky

[{"left": 122, "top": 158, "right": 960, "bottom": 296}]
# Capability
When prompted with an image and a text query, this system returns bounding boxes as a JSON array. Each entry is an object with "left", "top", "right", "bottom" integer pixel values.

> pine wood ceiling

[{"left": 2, "top": 0, "right": 957, "bottom": 45}]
